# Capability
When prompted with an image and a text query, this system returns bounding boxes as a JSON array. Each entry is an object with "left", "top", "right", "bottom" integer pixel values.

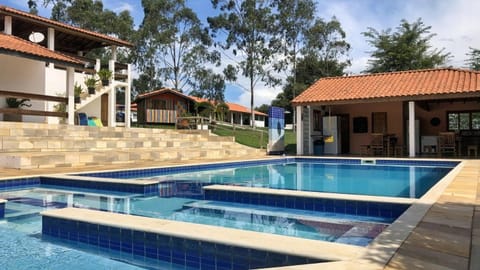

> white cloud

[{"left": 112, "top": 2, "right": 134, "bottom": 13}]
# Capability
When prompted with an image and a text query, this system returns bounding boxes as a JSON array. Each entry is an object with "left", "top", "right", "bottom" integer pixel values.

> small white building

[{"left": 0, "top": 5, "right": 133, "bottom": 127}]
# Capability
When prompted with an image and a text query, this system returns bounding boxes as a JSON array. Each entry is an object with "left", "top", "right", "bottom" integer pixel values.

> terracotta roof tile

[
  {"left": 0, "top": 5, "right": 133, "bottom": 48},
  {"left": 135, "top": 88, "right": 268, "bottom": 116},
  {"left": 293, "top": 68, "right": 480, "bottom": 105},
  {"left": 0, "top": 33, "right": 83, "bottom": 65},
  {"left": 135, "top": 88, "right": 195, "bottom": 102}
]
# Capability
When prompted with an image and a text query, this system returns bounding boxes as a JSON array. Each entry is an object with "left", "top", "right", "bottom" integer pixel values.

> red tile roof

[
  {"left": 0, "top": 5, "right": 133, "bottom": 48},
  {"left": 292, "top": 68, "right": 480, "bottom": 105},
  {"left": 0, "top": 33, "right": 83, "bottom": 66},
  {"left": 135, "top": 88, "right": 267, "bottom": 116},
  {"left": 189, "top": 95, "right": 267, "bottom": 116},
  {"left": 135, "top": 88, "right": 196, "bottom": 102}
]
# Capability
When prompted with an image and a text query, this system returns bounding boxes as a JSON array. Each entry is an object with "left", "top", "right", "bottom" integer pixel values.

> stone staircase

[{"left": 0, "top": 122, "right": 265, "bottom": 169}]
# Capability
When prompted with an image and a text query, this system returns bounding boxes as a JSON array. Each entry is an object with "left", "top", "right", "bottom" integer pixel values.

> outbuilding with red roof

[{"left": 292, "top": 68, "right": 480, "bottom": 157}]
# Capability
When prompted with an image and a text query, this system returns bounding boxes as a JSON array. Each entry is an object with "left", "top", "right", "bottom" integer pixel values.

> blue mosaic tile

[
  {"left": 0, "top": 201, "right": 5, "bottom": 219},
  {"left": 0, "top": 177, "right": 40, "bottom": 191}
]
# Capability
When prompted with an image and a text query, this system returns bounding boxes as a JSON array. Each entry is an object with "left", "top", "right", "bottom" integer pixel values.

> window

[
  {"left": 147, "top": 100, "right": 167, "bottom": 110},
  {"left": 372, "top": 112, "right": 387, "bottom": 133},
  {"left": 313, "top": 110, "right": 322, "bottom": 131},
  {"left": 447, "top": 111, "right": 480, "bottom": 131},
  {"left": 353, "top": 117, "right": 368, "bottom": 133}
]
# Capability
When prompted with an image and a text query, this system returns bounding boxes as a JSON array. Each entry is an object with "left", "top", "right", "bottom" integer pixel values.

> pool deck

[{"left": 1, "top": 156, "right": 479, "bottom": 270}]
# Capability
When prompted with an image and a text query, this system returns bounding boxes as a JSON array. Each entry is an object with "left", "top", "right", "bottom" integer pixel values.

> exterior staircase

[{"left": 0, "top": 122, "right": 265, "bottom": 169}]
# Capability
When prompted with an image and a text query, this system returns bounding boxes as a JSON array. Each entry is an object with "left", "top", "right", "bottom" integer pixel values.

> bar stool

[{"left": 467, "top": 145, "right": 478, "bottom": 157}]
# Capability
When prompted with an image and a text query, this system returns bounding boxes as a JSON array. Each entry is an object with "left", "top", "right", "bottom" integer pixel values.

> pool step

[
  {"left": 0, "top": 122, "right": 264, "bottom": 169},
  {"left": 182, "top": 201, "right": 391, "bottom": 226}
]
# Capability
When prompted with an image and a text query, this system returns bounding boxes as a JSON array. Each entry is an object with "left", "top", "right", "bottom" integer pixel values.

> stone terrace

[{"left": 0, "top": 122, "right": 265, "bottom": 169}]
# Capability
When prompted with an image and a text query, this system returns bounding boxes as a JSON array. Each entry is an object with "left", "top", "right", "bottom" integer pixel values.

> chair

[
  {"left": 77, "top": 112, "right": 88, "bottom": 126},
  {"left": 370, "top": 133, "right": 385, "bottom": 156},
  {"left": 438, "top": 132, "right": 456, "bottom": 156}
]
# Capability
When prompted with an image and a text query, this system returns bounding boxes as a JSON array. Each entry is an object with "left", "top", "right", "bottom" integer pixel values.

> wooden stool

[{"left": 467, "top": 145, "right": 478, "bottom": 157}]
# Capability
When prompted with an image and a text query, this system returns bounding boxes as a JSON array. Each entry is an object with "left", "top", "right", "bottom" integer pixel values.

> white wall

[
  {"left": 45, "top": 66, "right": 95, "bottom": 124},
  {"left": 0, "top": 54, "right": 46, "bottom": 122}
]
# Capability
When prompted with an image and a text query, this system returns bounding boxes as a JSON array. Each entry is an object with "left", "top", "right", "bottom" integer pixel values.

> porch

[{"left": 292, "top": 68, "right": 480, "bottom": 158}]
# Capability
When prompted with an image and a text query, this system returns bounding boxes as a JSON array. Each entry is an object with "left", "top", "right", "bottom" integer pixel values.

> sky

[{"left": 3, "top": 0, "right": 480, "bottom": 108}]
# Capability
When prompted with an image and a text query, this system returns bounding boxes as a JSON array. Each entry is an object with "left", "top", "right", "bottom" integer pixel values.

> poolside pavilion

[{"left": 292, "top": 68, "right": 480, "bottom": 158}]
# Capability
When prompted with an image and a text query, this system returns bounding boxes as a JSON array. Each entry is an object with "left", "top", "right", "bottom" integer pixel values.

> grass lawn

[{"left": 212, "top": 125, "right": 296, "bottom": 155}]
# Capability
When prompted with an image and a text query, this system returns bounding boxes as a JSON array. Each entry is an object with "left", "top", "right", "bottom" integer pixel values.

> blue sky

[{"left": 3, "top": 0, "right": 479, "bottom": 108}]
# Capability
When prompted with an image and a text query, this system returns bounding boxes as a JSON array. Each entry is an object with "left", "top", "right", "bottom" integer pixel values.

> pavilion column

[
  {"left": 408, "top": 101, "right": 416, "bottom": 157},
  {"left": 230, "top": 113, "right": 233, "bottom": 125},
  {"left": 296, "top": 105, "right": 303, "bottom": 155},
  {"left": 47, "top": 28, "right": 55, "bottom": 68},
  {"left": 108, "top": 60, "right": 116, "bottom": 127},
  {"left": 125, "top": 64, "right": 132, "bottom": 128},
  {"left": 66, "top": 67, "right": 75, "bottom": 125},
  {"left": 4, "top": 16, "right": 12, "bottom": 34},
  {"left": 240, "top": 114, "right": 243, "bottom": 126}
]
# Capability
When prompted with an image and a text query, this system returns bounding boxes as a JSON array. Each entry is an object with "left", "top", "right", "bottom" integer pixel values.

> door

[
  {"left": 339, "top": 114, "right": 350, "bottom": 154},
  {"left": 101, "top": 94, "right": 108, "bottom": 126}
]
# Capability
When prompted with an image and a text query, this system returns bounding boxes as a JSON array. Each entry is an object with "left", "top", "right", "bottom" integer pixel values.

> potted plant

[
  {"left": 97, "top": 69, "right": 112, "bottom": 86},
  {"left": 4, "top": 97, "right": 31, "bottom": 122},
  {"left": 74, "top": 83, "right": 83, "bottom": 104},
  {"left": 84, "top": 76, "right": 98, "bottom": 94}
]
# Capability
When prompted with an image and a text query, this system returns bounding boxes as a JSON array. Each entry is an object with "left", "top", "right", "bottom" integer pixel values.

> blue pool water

[
  {"left": 0, "top": 158, "right": 458, "bottom": 269},
  {"left": 131, "top": 162, "right": 454, "bottom": 198}
]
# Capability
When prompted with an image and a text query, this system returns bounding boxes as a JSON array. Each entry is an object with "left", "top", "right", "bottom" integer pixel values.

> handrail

[
  {"left": 0, "top": 90, "right": 67, "bottom": 103},
  {"left": 0, "top": 90, "right": 68, "bottom": 118}
]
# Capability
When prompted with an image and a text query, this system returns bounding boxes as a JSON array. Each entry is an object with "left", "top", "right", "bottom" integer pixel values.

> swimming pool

[
  {"left": 82, "top": 158, "right": 457, "bottom": 199},
  {"left": 0, "top": 157, "right": 459, "bottom": 269}
]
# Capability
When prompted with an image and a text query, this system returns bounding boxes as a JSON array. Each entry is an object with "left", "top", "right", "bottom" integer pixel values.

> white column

[
  {"left": 408, "top": 101, "right": 416, "bottom": 157},
  {"left": 47, "top": 28, "right": 55, "bottom": 50},
  {"left": 47, "top": 28, "right": 55, "bottom": 68},
  {"left": 125, "top": 64, "right": 132, "bottom": 128},
  {"left": 240, "top": 113, "right": 243, "bottom": 126},
  {"left": 66, "top": 67, "right": 75, "bottom": 125},
  {"left": 4, "top": 16, "right": 12, "bottom": 34},
  {"left": 95, "top": 59, "right": 101, "bottom": 72},
  {"left": 111, "top": 45, "right": 117, "bottom": 61},
  {"left": 108, "top": 60, "right": 116, "bottom": 127},
  {"left": 296, "top": 105, "right": 303, "bottom": 155}
]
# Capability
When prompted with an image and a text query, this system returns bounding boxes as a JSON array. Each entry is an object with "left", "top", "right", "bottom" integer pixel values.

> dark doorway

[{"left": 338, "top": 114, "right": 350, "bottom": 154}]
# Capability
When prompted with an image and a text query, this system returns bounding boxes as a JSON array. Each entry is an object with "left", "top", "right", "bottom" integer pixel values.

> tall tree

[
  {"left": 303, "top": 17, "right": 350, "bottom": 77},
  {"left": 271, "top": 17, "right": 350, "bottom": 123},
  {"left": 363, "top": 18, "right": 450, "bottom": 73},
  {"left": 208, "top": 0, "right": 280, "bottom": 128},
  {"left": 135, "top": 0, "right": 221, "bottom": 93},
  {"left": 466, "top": 47, "right": 480, "bottom": 71},
  {"left": 189, "top": 69, "right": 226, "bottom": 103}
]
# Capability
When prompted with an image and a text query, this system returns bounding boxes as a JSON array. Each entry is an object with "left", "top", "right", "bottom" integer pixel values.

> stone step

[
  {"left": 0, "top": 137, "right": 245, "bottom": 153},
  {"left": 0, "top": 122, "right": 264, "bottom": 169},
  {"left": 0, "top": 146, "right": 264, "bottom": 169}
]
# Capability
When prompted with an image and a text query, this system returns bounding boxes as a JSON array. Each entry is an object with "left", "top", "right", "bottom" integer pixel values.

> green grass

[{"left": 212, "top": 125, "right": 297, "bottom": 154}]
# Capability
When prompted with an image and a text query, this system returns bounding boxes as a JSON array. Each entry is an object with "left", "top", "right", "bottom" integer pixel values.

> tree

[
  {"left": 303, "top": 17, "right": 350, "bottom": 77},
  {"left": 132, "top": 68, "right": 163, "bottom": 97},
  {"left": 208, "top": 0, "right": 280, "bottom": 128},
  {"left": 135, "top": 0, "right": 221, "bottom": 93},
  {"left": 189, "top": 69, "right": 225, "bottom": 104},
  {"left": 28, "top": 0, "right": 134, "bottom": 64},
  {"left": 466, "top": 47, "right": 480, "bottom": 71},
  {"left": 363, "top": 18, "right": 450, "bottom": 73},
  {"left": 272, "top": 54, "right": 332, "bottom": 123},
  {"left": 271, "top": 17, "right": 350, "bottom": 124}
]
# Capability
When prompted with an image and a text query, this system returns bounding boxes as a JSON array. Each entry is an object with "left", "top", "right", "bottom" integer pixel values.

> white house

[{"left": 0, "top": 5, "right": 133, "bottom": 127}]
